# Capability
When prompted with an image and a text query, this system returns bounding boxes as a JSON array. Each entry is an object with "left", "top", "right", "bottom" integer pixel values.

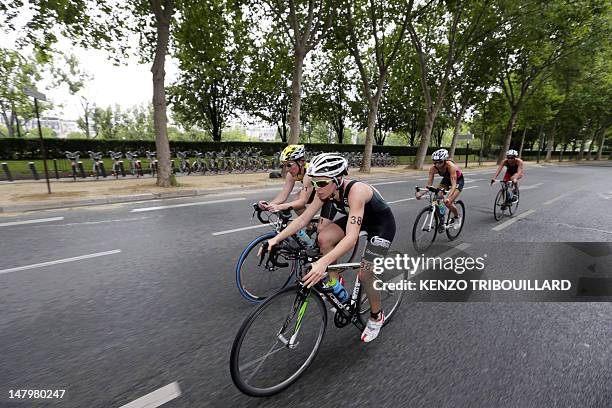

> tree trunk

[
  {"left": 498, "top": 107, "right": 519, "bottom": 164},
  {"left": 596, "top": 127, "right": 607, "bottom": 160},
  {"left": 518, "top": 127, "right": 527, "bottom": 157},
  {"left": 413, "top": 115, "right": 434, "bottom": 169},
  {"left": 151, "top": 0, "right": 174, "bottom": 187},
  {"left": 545, "top": 125, "right": 555, "bottom": 161},
  {"left": 288, "top": 50, "right": 305, "bottom": 144},
  {"left": 577, "top": 139, "right": 585, "bottom": 160},
  {"left": 449, "top": 104, "right": 467, "bottom": 159},
  {"left": 586, "top": 129, "right": 598, "bottom": 160},
  {"left": 360, "top": 98, "right": 380, "bottom": 174}
]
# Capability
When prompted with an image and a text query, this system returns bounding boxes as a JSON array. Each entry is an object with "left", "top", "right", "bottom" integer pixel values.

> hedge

[{"left": 0, "top": 137, "right": 608, "bottom": 160}]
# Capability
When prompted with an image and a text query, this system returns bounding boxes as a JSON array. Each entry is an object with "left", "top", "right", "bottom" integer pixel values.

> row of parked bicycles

[{"left": 58, "top": 148, "right": 399, "bottom": 180}]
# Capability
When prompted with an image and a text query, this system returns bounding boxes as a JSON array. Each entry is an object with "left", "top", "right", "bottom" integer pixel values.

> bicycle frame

[{"left": 417, "top": 187, "right": 448, "bottom": 232}]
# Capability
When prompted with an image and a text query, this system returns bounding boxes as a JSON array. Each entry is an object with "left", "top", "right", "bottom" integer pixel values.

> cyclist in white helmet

[
  {"left": 491, "top": 149, "right": 524, "bottom": 200},
  {"left": 257, "top": 144, "right": 314, "bottom": 215},
  {"left": 259, "top": 153, "right": 396, "bottom": 343},
  {"left": 417, "top": 148, "right": 464, "bottom": 229}
]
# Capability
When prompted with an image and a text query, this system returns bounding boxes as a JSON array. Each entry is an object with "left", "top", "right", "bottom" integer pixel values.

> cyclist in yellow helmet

[{"left": 257, "top": 144, "right": 314, "bottom": 215}]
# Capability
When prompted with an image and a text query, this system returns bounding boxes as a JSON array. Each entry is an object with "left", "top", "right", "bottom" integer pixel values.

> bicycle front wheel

[
  {"left": 509, "top": 190, "right": 520, "bottom": 215},
  {"left": 236, "top": 232, "right": 296, "bottom": 303},
  {"left": 446, "top": 200, "right": 465, "bottom": 240},
  {"left": 412, "top": 207, "right": 438, "bottom": 253},
  {"left": 493, "top": 190, "right": 507, "bottom": 221},
  {"left": 230, "top": 286, "right": 327, "bottom": 397}
]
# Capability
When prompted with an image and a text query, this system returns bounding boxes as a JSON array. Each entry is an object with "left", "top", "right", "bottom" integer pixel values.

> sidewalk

[{"left": 0, "top": 160, "right": 524, "bottom": 213}]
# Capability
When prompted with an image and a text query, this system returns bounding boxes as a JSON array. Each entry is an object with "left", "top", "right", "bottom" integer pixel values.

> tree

[
  {"left": 302, "top": 46, "right": 358, "bottom": 144},
  {"left": 409, "top": 0, "right": 503, "bottom": 169},
  {"left": 0, "top": 48, "right": 39, "bottom": 138},
  {"left": 169, "top": 0, "right": 250, "bottom": 142},
  {"left": 242, "top": 24, "right": 293, "bottom": 142},
  {"left": 496, "top": 0, "right": 608, "bottom": 164},
  {"left": 340, "top": 0, "right": 415, "bottom": 172},
  {"left": 259, "top": 0, "right": 335, "bottom": 143}
]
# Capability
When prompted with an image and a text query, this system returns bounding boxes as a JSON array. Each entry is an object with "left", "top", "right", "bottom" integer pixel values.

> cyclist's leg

[
  {"left": 317, "top": 217, "right": 346, "bottom": 282},
  {"left": 360, "top": 210, "right": 396, "bottom": 342},
  {"left": 446, "top": 179, "right": 464, "bottom": 218}
]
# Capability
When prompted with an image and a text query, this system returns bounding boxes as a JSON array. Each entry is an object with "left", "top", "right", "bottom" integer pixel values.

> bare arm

[
  {"left": 269, "top": 174, "right": 296, "bottom": 205},
  {"left": 492, "top": 160, "right": 506, "bottom": 180},
  {"left": 276, "top": 174, "right": 312, "bottom": 211},
  {"left": 270, "top": 196, "right": 324, "bottom": 244},
  {"left": 317, "top": 185, "right": 367, "bottom": 268},
  {"left": 516, "top": 159, "right": 524, "bottom": 177}
]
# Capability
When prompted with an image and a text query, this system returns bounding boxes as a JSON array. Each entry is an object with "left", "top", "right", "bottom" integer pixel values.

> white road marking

[
  {"left": 462, "top": 186, "right": 479, "bottom": 190},
  {"left": 371, "top": 180, "right": 410, "bottom": 186},
  {"left": 492, "top": 209, "right": 536, "bottom": 231},
  {"left": 131, "top": 197, "right": 246, "bottom": 212},
  {"left": 520, "top": 183, "right": 543, "bottom": 190},
  {"left": 0, "top": 249, "right": 122, "bottom": 275},
  {"left": 212, "top": 224, "right": 269, "bottom": 236},
  {"left": 464, "top": 178, "right": 484, "bottom": 183},
  {"left": 388, "top": 197, "right": 416, "bottom": 204},
  {"left": 543, "top": 193, "right": 571, "bottom": 205},
  {"left": 119, "top": 382, "right": 181, "bottom": 408},
  {"left": 0, "top": 216, "right": 64, "bottom": 227},
  {"left": 56, "top": 216, "right": 151, "bottom": 226},
  {"left": 555, "top": 223, "right": 612, "bottom": 235}
]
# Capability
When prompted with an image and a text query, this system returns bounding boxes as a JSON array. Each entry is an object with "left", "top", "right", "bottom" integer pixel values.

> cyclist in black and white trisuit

[
  {"left": 259, "top": 153, "right": 396, "bottom": 343},
  {"left": 257, "top": 144, "right": 315, "bottom": 214}
]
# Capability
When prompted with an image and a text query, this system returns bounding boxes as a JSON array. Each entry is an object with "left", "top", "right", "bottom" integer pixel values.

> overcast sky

[{"left": 4, "top": 14, "right": 179, "bottom": 121}]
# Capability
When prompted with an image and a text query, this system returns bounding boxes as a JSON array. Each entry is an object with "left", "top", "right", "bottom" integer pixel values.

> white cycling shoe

[{"left": 361, "top": 311, "right": 385, "bottom": 343}]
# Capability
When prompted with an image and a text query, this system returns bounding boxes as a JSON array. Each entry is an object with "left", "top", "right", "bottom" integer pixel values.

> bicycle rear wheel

[
  {"left": 446, "top": 200, "right": 465, "bottom": 240},
  {"left": 357, "top": 250, "right": 408, "bottom": 326},
  {"left": 412, "top": 207, "right": 438, "bottom": 253},
  {"left": 236, "top": 232, "right": 296, "bottom": 303},
  {"left": 493, "top": 190, "right": 507, "bottom": 221},
  {"left": 230, "top": 286, "right": 327, "bottom": 397}
]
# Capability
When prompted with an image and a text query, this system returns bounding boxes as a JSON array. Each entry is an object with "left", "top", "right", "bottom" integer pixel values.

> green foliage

[{"left": 169, "top": 0, "right": 251, "bottom": 142}]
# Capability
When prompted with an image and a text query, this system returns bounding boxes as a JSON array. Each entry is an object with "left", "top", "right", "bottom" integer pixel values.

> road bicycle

[
  {"left": 491, "top": 180, "right": 520, "bottom": 221},
  {"left": 87, "top": 151, "right": 107, "bottom": 179},
  {"left": 412, "top": 186, "right": 465, "bottom": 253},
  {"left": 190, "top": 151, "right": 208, "bottom": 174},
  {"left": 230, "top": 240, "right": 407, "bottom": 397},
  {"left": 176, "top": 151, "right": 191, "bottom": 174},
  {"left": 236, "top": 204, "right": 317, "bottom": 303},
  {"left": 64, "top": 151, "right": 85, "bottom": 180},
  {"left": 125, "top": 151, "right": 143, "bottom": 177},
  {"left": 108, "top": 151, "right": 126, "bottom": 178}
]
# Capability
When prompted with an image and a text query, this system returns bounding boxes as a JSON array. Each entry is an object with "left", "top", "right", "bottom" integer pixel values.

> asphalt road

[{"left": 0, "top": 163, "right": 611, "bottom": 408}]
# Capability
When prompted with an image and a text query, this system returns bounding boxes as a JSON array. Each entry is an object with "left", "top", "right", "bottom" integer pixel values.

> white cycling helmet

[
  {"left": 307, "top": 153, "right": 348, "bottom": 178},
  {"left": 431, "top": 149, "right": 449, "bottom": 161},
  {"left": 506, "top": 149, "right": 518, "bottom": 158},
  {"left": 279, "top": 144, "right": 305, "bottom": 162}
]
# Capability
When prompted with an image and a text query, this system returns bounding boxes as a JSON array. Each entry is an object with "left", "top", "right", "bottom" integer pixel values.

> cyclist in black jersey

[
  {"left": 257, "top": 144, "right": 315, "bottom": 214},
  {"left": 259, "top": 153, "right": 396, "bottom": 343},
  {"left": 491, "top": 149, "right": 524, "bottom": 198}
]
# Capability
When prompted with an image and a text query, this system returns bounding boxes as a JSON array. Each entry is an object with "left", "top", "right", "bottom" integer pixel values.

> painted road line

[
  {"left": 119, "top": 382, "right": 181, "bottom": 408},
  {"left": 212, "top": 224, "right": 269, "bottom": 236},
  {"left": 131, "top": 197, "right": 246, "bottom": 212},
  {"left": 388, "top": 197, "right": 416, "bottom": 204},
  {"left": 462, "top": 186, "right": 479, "bottom": 190},
  {"left": 543, "top": 193, "right": 571, "bottom": 206},
  {"left": 464, "top": 178, "right": 484, "bottom": 183},
  {"left": 0, "top": 216, "right": 64, "bottom": 227},
  {"left": 492, "top": 209, "right": 536, "bottom": 232},
  {"left": 0, "top": 249, "right": 122, "bottom": 276},
  {"left": 371, "top": 180, "right": 410, "bottom": 186},
  {"left": 520, "top": 183, "right": 543, "bottom": 190}
]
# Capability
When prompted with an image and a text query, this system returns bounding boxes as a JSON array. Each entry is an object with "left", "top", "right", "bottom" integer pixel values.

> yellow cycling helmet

[{"left": 279, "top": 145, "right": 305, "bottom": 162}]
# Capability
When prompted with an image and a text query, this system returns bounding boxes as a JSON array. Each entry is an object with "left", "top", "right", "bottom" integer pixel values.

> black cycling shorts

[
  {"left": 439, "top": 176, "right": 464, "bottom": 192},
  {"left": 332, "top": 208, "right": 396, "bottom": 262}
]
